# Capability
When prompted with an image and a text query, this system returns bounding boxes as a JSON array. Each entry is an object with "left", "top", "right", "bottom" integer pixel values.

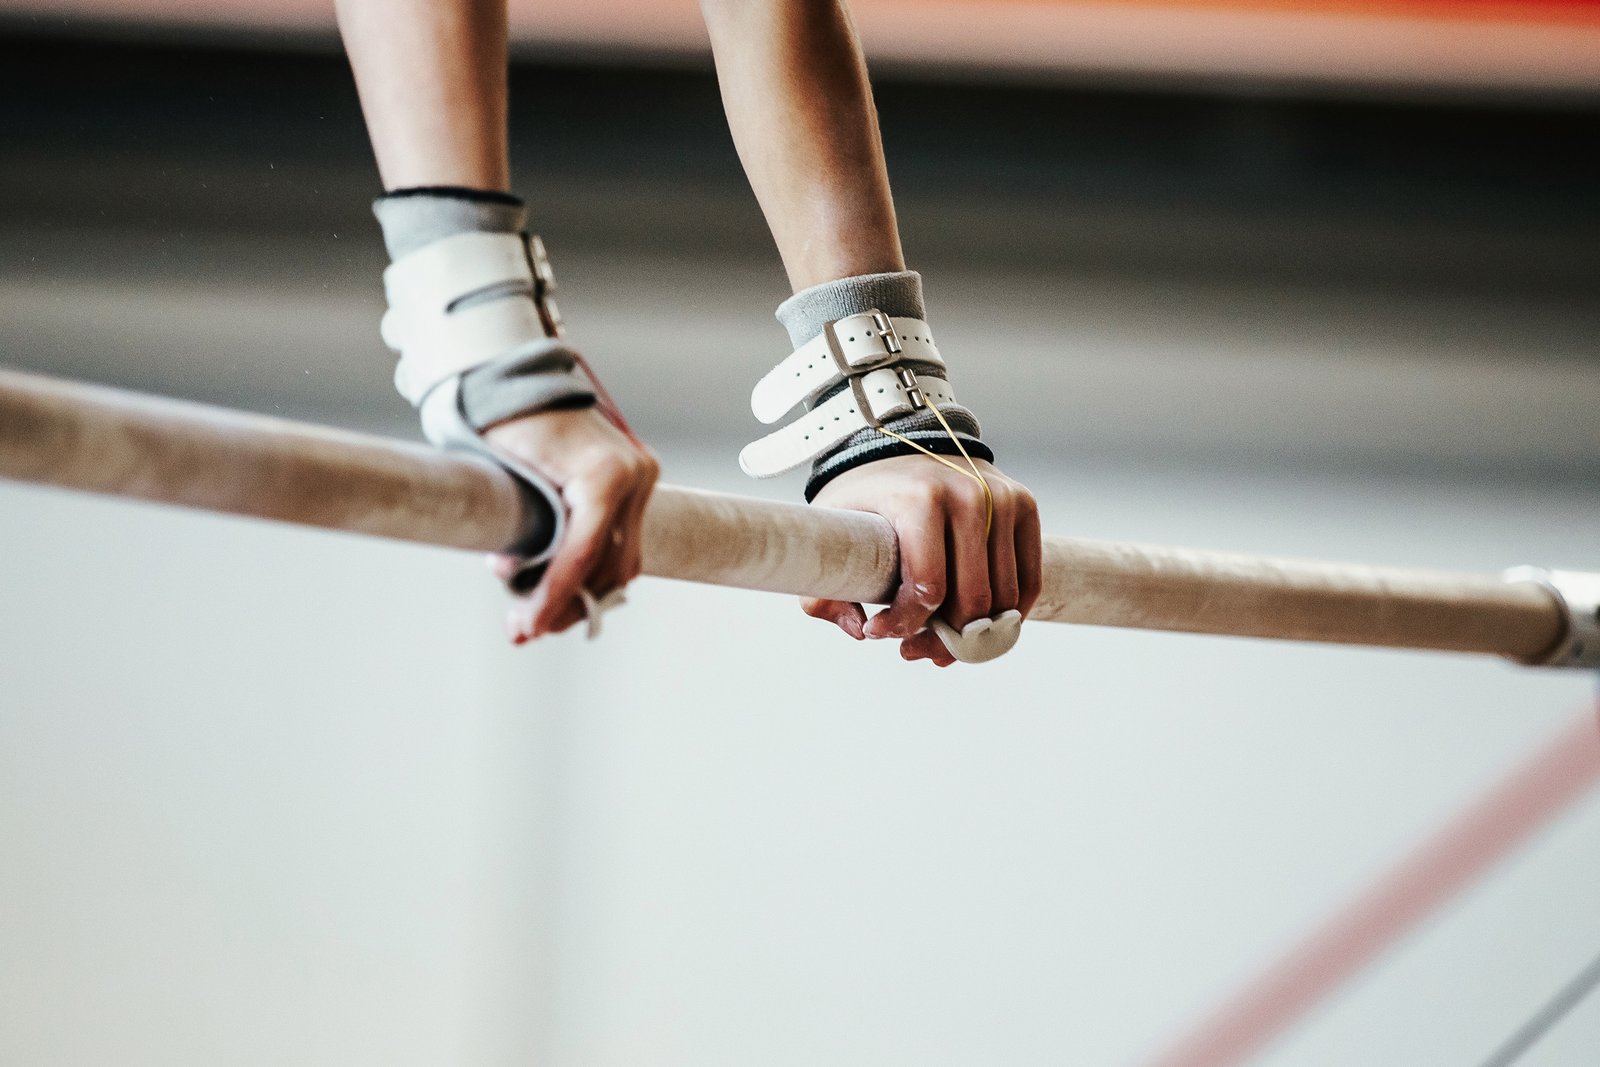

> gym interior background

[{"left": 1, "top": 2, "right": 1598, "bottom": 1064}]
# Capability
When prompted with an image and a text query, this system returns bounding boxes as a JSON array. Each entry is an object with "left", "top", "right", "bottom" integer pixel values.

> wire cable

[{"left": 1473, "top": 949, "right": 1600, "bottom": 1067}]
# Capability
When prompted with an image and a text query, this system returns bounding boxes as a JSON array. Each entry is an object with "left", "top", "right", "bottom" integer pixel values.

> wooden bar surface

[{"left": 0, "top": 367, "right": 1564, "bottom": 661}]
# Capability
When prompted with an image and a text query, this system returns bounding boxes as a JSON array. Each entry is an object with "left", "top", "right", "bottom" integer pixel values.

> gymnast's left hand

[{"left": 801, "top": 456, "right": 1043, "bottom": 666}]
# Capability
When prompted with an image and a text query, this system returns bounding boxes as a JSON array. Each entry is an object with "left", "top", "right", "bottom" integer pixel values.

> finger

[
  {"left": 801, "top": 598, "right": 867, "bottom": 640},
  {"left": 987, "top": 492, "right": 1020, "bottom": 614},
  {"left": 505, "top": 595, "right": 584, "bottom": 644},
  {"left": 863, "top": 507, "right": 946, "bottom": 640},
  {"left": 900, "top": 629, "right": 956, "bottom": 666},
  {"left": 620, "top": 456, "right": 659, "bottom": 584},
  {"left": 541, "top": 597, "right": 590, "bottom": 637},
  {"left": 577, "top": 484, "right": 641, "bottom": 605},
  {"left": 585, "top": 452, "right": 659, "bottom": 599},
  {"left": 1014, "top": 492, "right": 1044, "bottom": 619},
  {"left": 531, "top": 475, "right": 629, "bottom": 637},
  {"left": 943, "top": 485, "right": 994, "bottom": 629}
]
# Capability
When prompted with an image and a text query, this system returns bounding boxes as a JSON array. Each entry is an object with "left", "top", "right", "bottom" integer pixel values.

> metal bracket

[
  {"left": 526, "top": 234, "right": 564, "bottom": 340},
  {"left": 822, "top": 308, "right": 907, "bottom": 381},
  {"left": 1503, "top": 567, "right": 1600, "bottom": 669},
  {"left": 821, "top": 308, "right": 915, "bottom": 431}
]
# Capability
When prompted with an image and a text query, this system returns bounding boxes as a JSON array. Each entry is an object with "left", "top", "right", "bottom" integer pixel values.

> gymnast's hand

[
  {"left": 485, "top": 406, "right": 659, "bottom": 644},
  {"left": 801, "top": 456, "right": 1043, "bottom": 666}
]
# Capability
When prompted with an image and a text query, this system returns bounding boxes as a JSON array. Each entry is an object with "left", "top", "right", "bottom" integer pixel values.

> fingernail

[
  {"left": 843, "top": 615, "right": 865, "bottom": 640},
  {"left": 505, "top": 609, "right": 528, "bottom": 644},
  {"left": 525, "top": 592, "right": 549, "bottom": 638}
]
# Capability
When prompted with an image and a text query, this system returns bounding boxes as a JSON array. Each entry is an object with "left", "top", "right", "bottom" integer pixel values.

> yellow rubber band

[{"left": 873, "top": 388, "right": 993, "bottom": 537}]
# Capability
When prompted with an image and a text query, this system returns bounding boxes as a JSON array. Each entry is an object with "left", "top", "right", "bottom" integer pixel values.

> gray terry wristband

[
  {"left": 774, "top": 271, "right": 990, "bottom": 501},
  {"left": 776, "top": 270, "right": 928, "bottom": 349},
  {"left": 373, "top": 187, "right": 595, "bottom": 430}
]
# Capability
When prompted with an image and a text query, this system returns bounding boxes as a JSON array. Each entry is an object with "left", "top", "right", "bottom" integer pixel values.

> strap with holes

[
  {"left": 750, "top": 312, "right": 944, "bottom": 423},
  {"left": 740, "top": 309, "right": 964, "bottom": 478},
  {"left": 384, "top": 231, "right": 558, "bottom": 405}
]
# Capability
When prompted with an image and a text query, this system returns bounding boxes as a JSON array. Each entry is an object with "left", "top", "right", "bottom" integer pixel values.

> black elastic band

[
  {"left": 381, "top": 186, "right": 524, "bottom": 206},
  {"left": 804, "top": 433, "right": 995, "bottom": 502}
]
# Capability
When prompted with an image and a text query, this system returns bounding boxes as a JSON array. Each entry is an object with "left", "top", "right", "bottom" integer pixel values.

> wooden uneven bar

[{"left": 0, "top": 367, "right": 1565, "bottom": 662}]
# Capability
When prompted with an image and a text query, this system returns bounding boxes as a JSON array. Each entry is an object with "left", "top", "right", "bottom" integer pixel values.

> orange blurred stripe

[
  {"left": 934, "top": 0, "right": 1600, "bottom": 29},
  {"left": 1142, "top": 705, "right": 1600, "bottom": 1067}
]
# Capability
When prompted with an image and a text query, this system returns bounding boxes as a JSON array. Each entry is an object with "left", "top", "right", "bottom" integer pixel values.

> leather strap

[
  {"left": 740, "top": 370, "right": 957, "bottom": 478},
  {"left": 751, "top": 313, "right": 942, "bottom": 423},
  {"left": 382, "top": 231, "right": 545, "bottom": 405}
]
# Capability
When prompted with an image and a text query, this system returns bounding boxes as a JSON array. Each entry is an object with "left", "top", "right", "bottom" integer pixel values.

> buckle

[
  {"left": 897, "top": 366, "right": 925, "bottom": 410},
  {"left": 526, "top": 234, "right": 565, "bottom": 339},
  {"left": 822, "top": 309, "right": 905, "bottom": 380},
  {"left": 871, "top": 310, "right": 903, "bottom": 355}
]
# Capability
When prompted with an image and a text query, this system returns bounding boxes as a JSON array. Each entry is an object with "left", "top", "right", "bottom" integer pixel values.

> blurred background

[{"left": 2, "top": 2, "right": 1599, "bottom": 1064}]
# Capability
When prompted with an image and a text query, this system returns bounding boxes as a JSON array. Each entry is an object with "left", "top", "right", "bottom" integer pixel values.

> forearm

[
  {"left": 700, "top": 0, "right": 904, "bottom": 290},
  {"left": 335, "top": 0, "right": 510, "bottom": 191}
]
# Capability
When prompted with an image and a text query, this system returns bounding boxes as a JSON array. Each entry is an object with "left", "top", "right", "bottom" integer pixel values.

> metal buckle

[
  {"left": 897, "top": 367, "right": 926, "bottom": 410},
  {"left": 822, "top": 308, "right": 905, "bottom": 380},
  {"left": 526, "top": 234, "right": 565, "bottom": 339},
  {"left": 817, "top": 309, "right": 913, "bottom": 429},
  {"left": 872, "top": 310, "right": 903, "bottom": 355}
]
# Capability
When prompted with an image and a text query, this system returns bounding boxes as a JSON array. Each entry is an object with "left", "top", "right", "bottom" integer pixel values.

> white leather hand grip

[
  {"left": 929, "top": 610, "right": 1023, "bottom": 664},
  {"left": 382, "top": 231, "right": 545, "bottom": 405}
]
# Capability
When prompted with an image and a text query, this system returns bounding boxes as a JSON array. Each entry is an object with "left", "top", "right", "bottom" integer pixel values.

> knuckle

[
  {"left": 907, "top": 479, "right": 947, "bottom": 510},
  {"left": 990, "top": 480, "right": 1022, "bottom": 512},
  {"left": 623, "top": 452, "right": 655, "bottom": 480},
  {"left": 587, "top": 454, "right": 631, "bottom": 486},
  {"left": 957, "top": 476, "right": 992, "bottom": 510}
]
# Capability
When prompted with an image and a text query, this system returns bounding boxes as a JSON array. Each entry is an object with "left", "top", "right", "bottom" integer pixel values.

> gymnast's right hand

[{"left": 485, "top": 406, "right": 659, "bottom": 644}]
